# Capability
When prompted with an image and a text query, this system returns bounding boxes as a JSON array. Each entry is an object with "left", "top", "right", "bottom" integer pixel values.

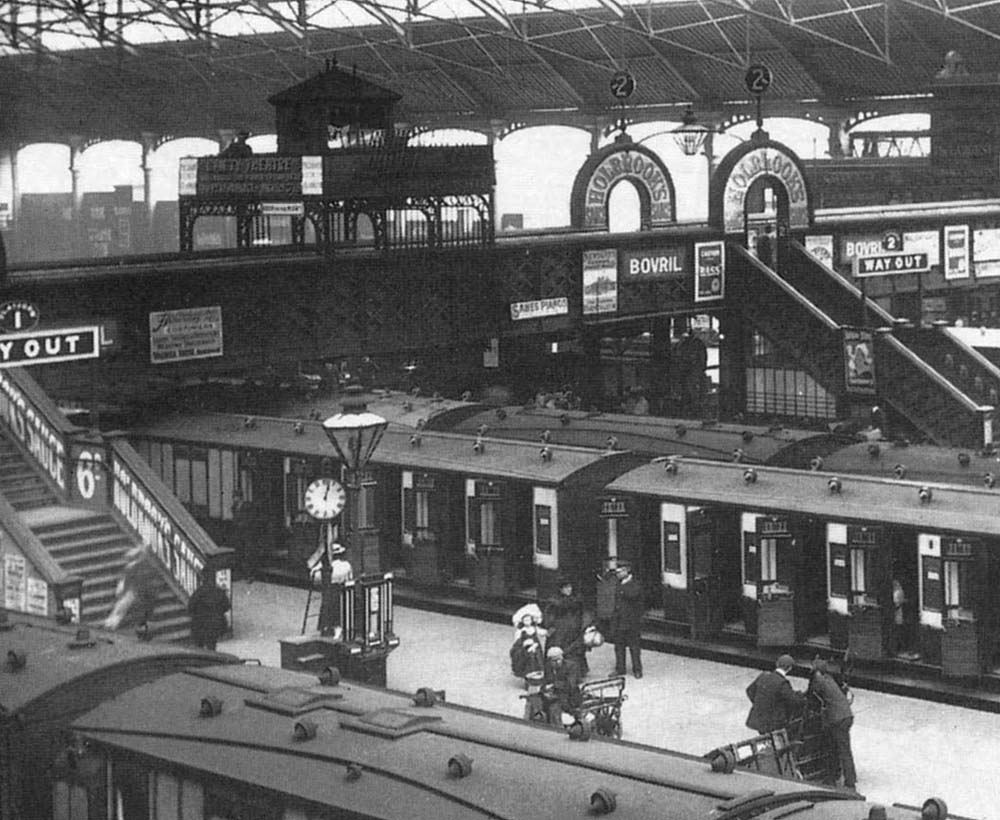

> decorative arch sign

[
  {"left": 711, "top": 141, "right": 811, "bottom": 234},
  {"left": 570, "top": 141, "right": 676, "bottom": 231}
]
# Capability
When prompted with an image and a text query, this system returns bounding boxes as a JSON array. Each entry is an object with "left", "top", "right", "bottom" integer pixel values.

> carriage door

[
  {"left": 755, "top": 515, "right": 796, "bottom": 646},
  {"left": 688, "top": 508, "right": 724, "bottom": 640},
  {"left": 403, "top": 471, "right": 443, "bottom": 585},
  {"left": 939, "top": 536, "right": 984, "bottom": 677},
  {"left": 467, "top": 479, "right": 507, "bottom": 598},
  {"left": 847, "top": 525, "right": 889, "bottom": 660}
]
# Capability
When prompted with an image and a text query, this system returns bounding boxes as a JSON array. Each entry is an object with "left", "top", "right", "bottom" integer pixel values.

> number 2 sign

[{"left": 744, "top": 64, "right": 772, "bottom": 95}]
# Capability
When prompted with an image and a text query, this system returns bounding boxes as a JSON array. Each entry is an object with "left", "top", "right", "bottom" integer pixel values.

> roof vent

[
  {"left": 675, "top": 423, "right": 687, "bottom": 438},
  {"left": 985, "top": 472, "right": 996, "bottom": 489},
  {"left": 473, "top": 437, "right": 484, "bottom": 454},
  {"left": 346, "top": 762, "right": 363, "bottom": 781},
  {"left": 293, "top": 719, "right": 318, "bottom": 741},
  {"left": 894, "top": 463, "right": 907, "bottom": 479},
  {"left": 809, "top": 456, "right": 823, "bottom": 471},
  {"left": 409, "top": 434, "right": 421, "bottom": 448},
  {"left": 540, "top": 429, "right": 551, "bottom": 443},
  {"left": 743, "top": 467, "right": 757, "bottom": 484},
  {"left": 68, "top": 628, "right": 96, "bottom": 649},
  {"left": 920, "top": 797, "right": 948, "bottom": 820},
  {"left": 293, "top": 422, "right": 305, "bottom": 435},
  {"left": 412, "top": 687, "right": 445, "bottom": 707},
  {"left": 447, "top": 753, "right": 473, "bottom": 778},
  {"left": 918, "top": 486, "right": 933, "bottom": 504},
  {"left": 958, "top": 452, "right": 971, "bottom": 467},
  {"left": 590, "top": 788, "right": 617, "bottom": 814},
  {"left": 496, "top": 408, "right": 507, "bottom": 421},
  {"left": 828, "top": 477, "right": 842, "bottom": 494},
  {"left": 318, "top": 666, "right": 341, "bottom": 686},
  {"left": 200, "top": 696, "right": 223, "bottom": 717},
  {"left": 867, "top": 443, "right": 880, "bottom": 458},
  {"left": 732, "top": 447, "right": 745, "bottom": 463},
  {"left": 540, "top": 446, "right": 553, "bottom": 461}
]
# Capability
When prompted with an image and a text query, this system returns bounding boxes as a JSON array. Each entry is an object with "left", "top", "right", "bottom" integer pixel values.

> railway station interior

[{"left": 5, "top": 1, "right": 1000, "bottom": 818}]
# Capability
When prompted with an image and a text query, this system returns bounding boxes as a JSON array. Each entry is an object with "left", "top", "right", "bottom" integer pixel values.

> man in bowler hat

[
  {"left": 745, "top": 653, "right": 805, "bottom": 734},
  {"left": 611, "top": 563, "right": 644, "bottom": 678}
]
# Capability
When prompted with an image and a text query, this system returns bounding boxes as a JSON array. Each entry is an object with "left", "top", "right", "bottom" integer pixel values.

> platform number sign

[
  {"left": 0, "top": 301, "right": 40, "bottom": 333},
  {"left": 744, "top": 64, "right": 772, "bottom": 95},
  {"left": 882, "top": 231, "right": 903, "bottom": 251},
  {"left": 71, "top": 443, "right": 108, "bottom": 508},
  {"left": 610, "top": 71, "right": 636, "bottom": 100}
]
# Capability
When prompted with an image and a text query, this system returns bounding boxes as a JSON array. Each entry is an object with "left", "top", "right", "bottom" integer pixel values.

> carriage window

[
  {"left": 285, "top": 459, "right": 310, "bottom": 526},
  {"left": 742, "top": 531, "right": 758, "bottom": 584},
  {"left": 205, "top": 787, "right": 280, "bottom": 820},
  {"left": 661, "top": 521, "right": 681, "bottom": 574},
  {"left": 606, "top": 518, "right": 619, "bottom": 562},
  {"left": 759, "top": 537, "right": 778, "bottom": 584},
  {"left": 173, "top": 445, "right": 209, "bottom": 512},
  {"left": 850, "top": 548, "right": 875, "bottom": 606},
  {"left": 944, "top": 560, "right": 974, "bottom": 621},
  {"left": 534, "top": 504, "right": 552, "bottom": 555},
  {"left": 415, "top": 489, "right": 430, "bottom": 530},
  {"left": 480, "top": 500, "right": 498, "bottom": 546}
]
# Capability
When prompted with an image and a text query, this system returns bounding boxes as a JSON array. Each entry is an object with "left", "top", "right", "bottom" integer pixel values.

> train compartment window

[
  {"left": 534, "top": 503, "right": 553, "bottom": 556},
  {"left": 741, "top": 530, "right": 758, "bottom": 586},
  {"left": 284, "top": 458, "right": 310, "bottom": 526},
  {"left": 942, "top": 538, "right": 976, "bottom": 621},
  {"left": 205, "top": 785, "right": 280, "bottom": 820},
  {"left": 661, "top": 521, "right": 681, "bottom": 575},
  {"left": 174, "top": 445, "right": 209, "bottom": 515},
  {"left": 829, "top": 543, "right": 849, "bottom": 599},
  {"left": 605, "top": 517, "right": 620, "bottom": 563},
  {"left": 849, "top": 548, "right": 870, "bottom": 607},
  {"left": 922, "top": 555, "right": 943, "bottom": 613}
]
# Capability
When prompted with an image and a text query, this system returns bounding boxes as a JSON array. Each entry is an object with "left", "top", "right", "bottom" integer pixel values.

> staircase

[
  {"left": 733, "top": 241, "right": 995, "bottom": 447},
  {"left": 0, "top": 436, "right": 59, "bottom": 510},
  {"left": 0, "top": 433, "right": 191, "bottom": 641}
]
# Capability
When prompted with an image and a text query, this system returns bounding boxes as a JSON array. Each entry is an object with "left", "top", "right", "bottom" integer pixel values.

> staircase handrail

[
  {"left": 0, "top": 368, "right": 85, "bottom": 501},
  {"left": 939, "top": 327, "right": 1000, "bottom": 382},
  {"left": 106, "top": 434, "right": 233, "bottom": 597},
  {"left": 730, "top": 244, "right": 841, "bottom": 331},
  {"left": 786, "top": 240, "right": 896, "bottom": 327},
  {"left": 878, "top": 334, "right": 987, "bottom": 413},
  {"left": 0, "top": 490, "right": 82, "bottom": 597}
]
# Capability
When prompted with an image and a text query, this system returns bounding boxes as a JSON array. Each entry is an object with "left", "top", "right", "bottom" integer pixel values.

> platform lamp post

[{"left": 322, "top": 389, "right": 388, "bottom": 578}]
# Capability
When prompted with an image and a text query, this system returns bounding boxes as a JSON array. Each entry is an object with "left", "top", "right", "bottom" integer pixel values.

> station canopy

[{"left": 3, "top": 0, "right": 1000, "bottom": 143}]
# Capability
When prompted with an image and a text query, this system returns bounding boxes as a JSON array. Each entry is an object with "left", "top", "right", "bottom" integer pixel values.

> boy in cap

[
  {"left": 542, "top": 645, "right": 582, "bottom": 726},
  {"left": 745, "top": 653, "right": 806, "bottom": 734}
]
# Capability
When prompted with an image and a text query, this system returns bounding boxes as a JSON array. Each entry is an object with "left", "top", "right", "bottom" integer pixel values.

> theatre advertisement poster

[
  {"left": 149, "top": 306, "right": 224, "bottom": 364},
  {"left": 582, "top": 249, "right": 618, "bottom": 315},
  {"left": 843, "top": 327, "right": 876, "bottom": 395}
]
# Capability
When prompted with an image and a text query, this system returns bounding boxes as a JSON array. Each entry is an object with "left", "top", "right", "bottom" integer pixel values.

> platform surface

[{"left": 220, "top": 580, "right": 996, "bottom": 820}]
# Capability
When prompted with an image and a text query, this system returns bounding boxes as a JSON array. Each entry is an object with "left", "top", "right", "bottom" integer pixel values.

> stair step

[{"left": 44, "top": 536, "right": 133, "bottom": 558}]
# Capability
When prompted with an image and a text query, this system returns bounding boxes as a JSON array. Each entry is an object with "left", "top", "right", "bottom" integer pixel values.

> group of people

[
  {"left": 745, "top": 653, "right": 858, "bottom": 792},
  {"left": 510, "top": 562, "right": 645, "bottom": 725}
]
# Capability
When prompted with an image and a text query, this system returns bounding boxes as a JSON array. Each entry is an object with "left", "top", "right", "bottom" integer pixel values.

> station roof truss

[{"left": 3, "top": 0, "right": 1000, "bottom": 144}]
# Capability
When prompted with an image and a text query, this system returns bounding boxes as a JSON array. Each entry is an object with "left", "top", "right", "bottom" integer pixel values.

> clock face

[{"left": 304, "top": 478, "right": 346, "bottom": 520}]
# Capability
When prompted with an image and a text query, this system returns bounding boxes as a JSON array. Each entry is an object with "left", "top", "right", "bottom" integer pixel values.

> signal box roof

[
  {"left": 267, "top": 63, "right": 402, "bottom": 106},
  {"left": 607, "top": 458, "right": 1000, "bottom": 537},
  {"left": 72, "top": 663, "right": 849, "bottom": 820}
]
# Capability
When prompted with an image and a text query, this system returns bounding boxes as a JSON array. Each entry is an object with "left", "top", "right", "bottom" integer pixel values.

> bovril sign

[{"left": 622, "top": 247, "right": 687, "bottom": 279}]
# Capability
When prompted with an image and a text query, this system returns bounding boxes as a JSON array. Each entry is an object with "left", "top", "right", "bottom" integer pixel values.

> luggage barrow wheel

[{"left": 589, "top": 700, "right": 623, "bottom": 739}]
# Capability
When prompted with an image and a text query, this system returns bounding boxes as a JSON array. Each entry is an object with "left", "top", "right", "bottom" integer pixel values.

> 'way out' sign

[
  {"left": 0, "top": 326, "right": 100, "bottom": 368},
  {"left": 854, "top": 252, "right": 931, "bottom": 278}
]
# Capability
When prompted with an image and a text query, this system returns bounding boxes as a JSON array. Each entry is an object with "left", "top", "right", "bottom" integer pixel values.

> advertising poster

[
  {"left": 149, "top": 306, "right": 224, "bottom": 364},
  {"left": 621, "top": 247, "right": 687, "bottom": 279},
  {"left": 3, "top": 553, "right": 26, "bottom": 611},
  {"left": 582, "top": 249, "right": 618, "bottom": 315},
  {"left": 26, "top": 577, "right": 48, "bottom": 616},
  {"left": 843, "top": 327, "right": 876, "bottom": 395},
  {"left": 694, "top": 241, "right": 725, "bottom": 302},
  {"left": 902, "top": 230, "right": 940, "bottom": 267},
  {"left": 974, "top": 227, "right": 1000, "bottom": 278},
  {"left": 944, "top": 225, "right": 970, "bottom": 280},
  {"left": 805, "top": 235, "right": 835, "bottom": 268}
]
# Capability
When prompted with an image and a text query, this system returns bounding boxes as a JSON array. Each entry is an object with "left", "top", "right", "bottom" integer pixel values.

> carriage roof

[
  {"left": 435, "top": 406, "right": 845, "bottom": 466},
  {"left": 607, "top": 458, "right": 1000, "bottom": 537},
  {"left": 0, "top": 612, "right": 235, "bottom": 714},
  {"left": 128, "top": 412, "right": 638, "bottom": 484},
  {"left": 72, "top": 663, "right": 875, "bottom": 820}
]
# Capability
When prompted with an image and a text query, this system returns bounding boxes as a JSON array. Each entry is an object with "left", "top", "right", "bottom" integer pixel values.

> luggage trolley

[{"left": 522, "top": 674, "right": 627, "bottom": 739}]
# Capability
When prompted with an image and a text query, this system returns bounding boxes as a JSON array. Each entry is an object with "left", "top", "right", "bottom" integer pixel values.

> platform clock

[{"left": 304, "top": 477, "right": 346, "bottom": 520}]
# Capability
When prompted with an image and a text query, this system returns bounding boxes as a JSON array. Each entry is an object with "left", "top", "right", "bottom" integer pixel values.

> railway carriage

[
  {"left": 0, "top": 612, "right": 236, "bottom": 820},
  {"left": 127, "top": 411, "right": 645, "bottom": 600},
  {"left": 57, "top": 661, "right": 952, "bottom": 820},
  {"left": 603, "top": 457, "right": 1000, "bottom": 679}
]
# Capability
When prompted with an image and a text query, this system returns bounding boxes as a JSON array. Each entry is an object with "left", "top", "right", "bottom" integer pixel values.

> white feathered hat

[{"left": 512, "top": 602, "right": 543, "bottom": 627}]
